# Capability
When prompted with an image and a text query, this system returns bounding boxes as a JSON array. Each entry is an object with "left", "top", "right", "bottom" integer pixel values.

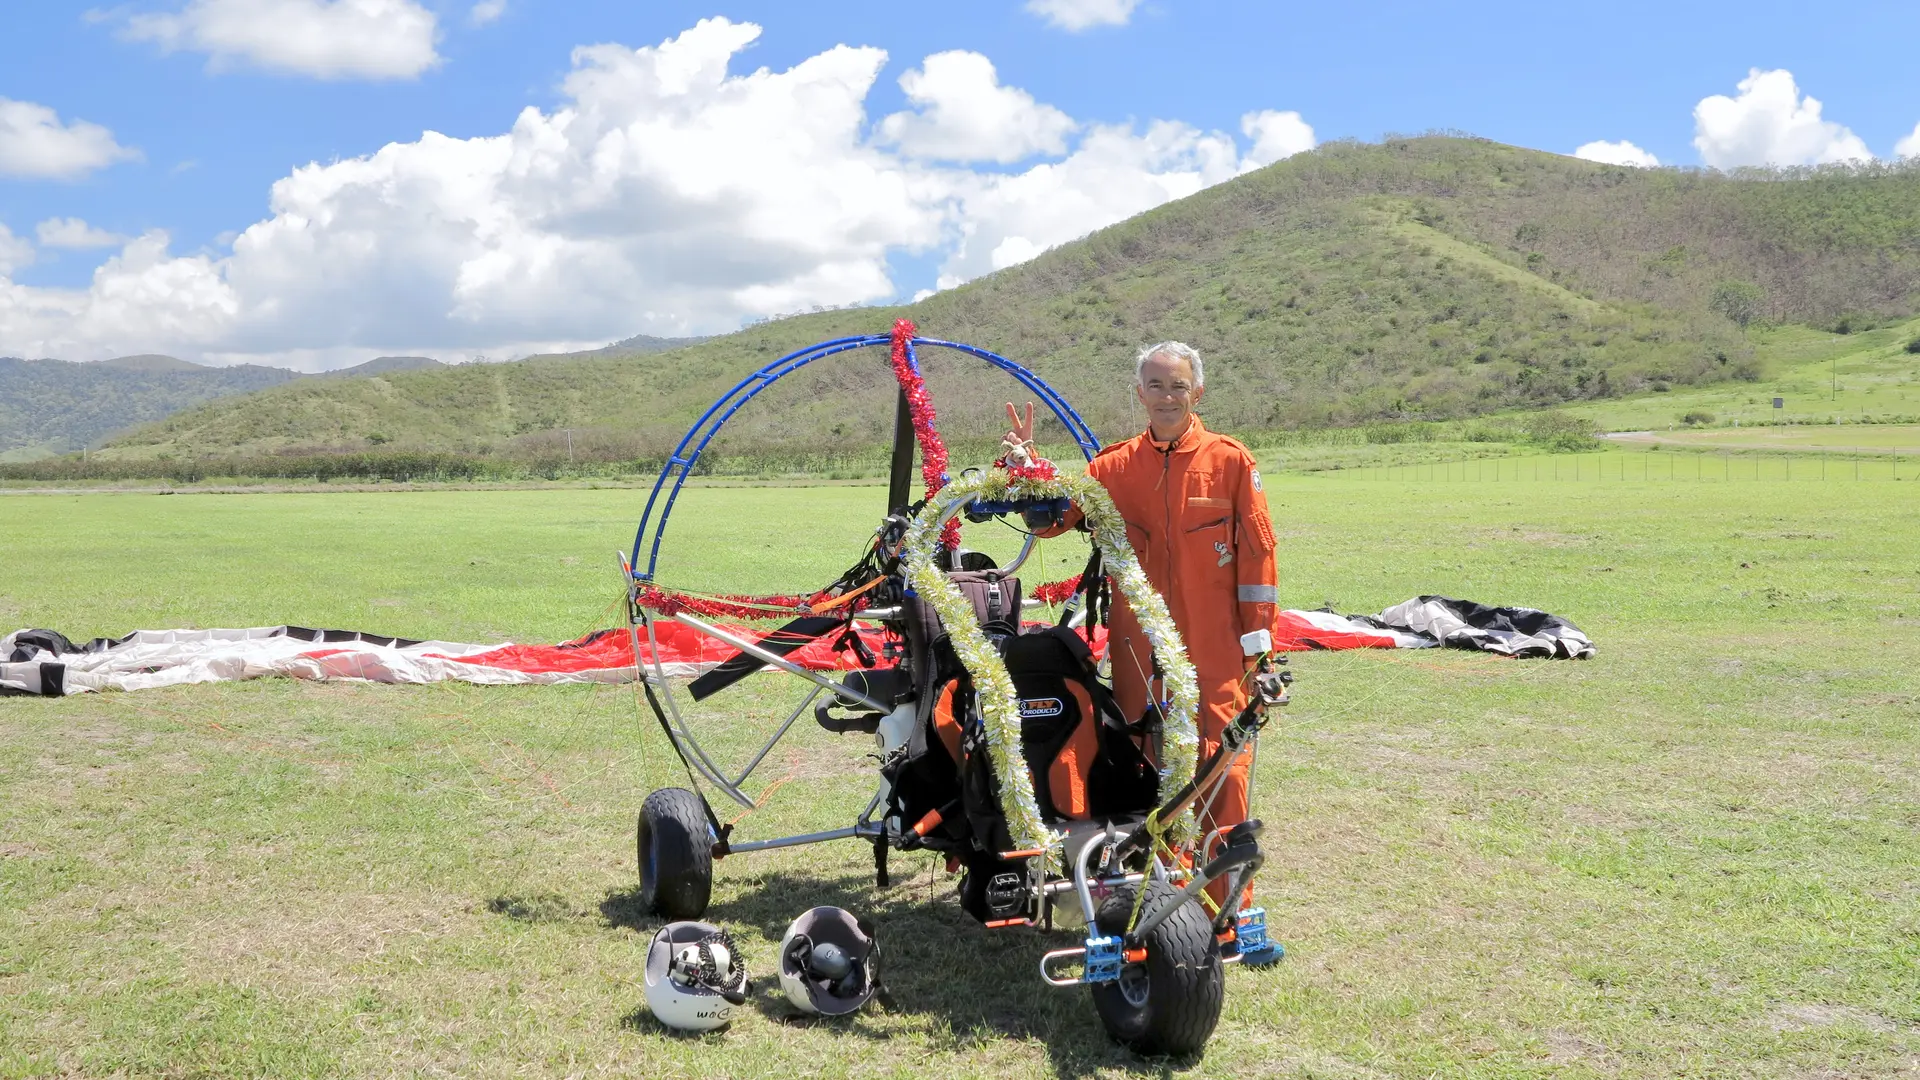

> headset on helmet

[
  {"left": 778, "top": 906, "right": 880, "bottom": 1016},
  {"left": 644, "top": 921, "right": 750, "bottom": 1032}
]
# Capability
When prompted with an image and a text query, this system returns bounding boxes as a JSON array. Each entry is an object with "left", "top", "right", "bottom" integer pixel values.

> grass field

[
  {"left": 1342, "top": 447, "right": 1913, "bottom": 482},
  {"left": 1562, "top": 320, "right": 1920, "bottom": 433},
  {"left": 1607, "top": 425, "right": 1920, "bottom": 453},
  {"left": 3, "top": 479, "right": 1918, "bottom": 1078}
]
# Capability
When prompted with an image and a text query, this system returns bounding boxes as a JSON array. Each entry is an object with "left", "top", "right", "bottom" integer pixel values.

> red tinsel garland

[
  {"left": 1000, "top": 459, "right": 1059, "bottom": 483},
  {"left": 889, "top": 318, "right": 961, "bottom": 550},
  {"left": 635, "top": 585, "right": 824, "bottom": 621},
  {"left": 640, "top": 577, "right": 1092, "bottom": 619},
  {"left": 1029, "top": 575, "right": 1084, "bottom": 605}
]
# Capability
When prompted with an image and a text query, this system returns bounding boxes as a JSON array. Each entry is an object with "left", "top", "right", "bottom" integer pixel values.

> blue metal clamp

[
  {"left": 1082, "top": 935, "right": 1124, "bottom": 984},
  {"left": 1233, "top": 907, "right": 1284, "bottom": 968}
]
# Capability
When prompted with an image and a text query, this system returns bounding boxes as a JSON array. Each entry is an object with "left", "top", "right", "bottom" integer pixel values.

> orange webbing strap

[{"left": 810, "top": 575, "right": 885, "bottom": 612}]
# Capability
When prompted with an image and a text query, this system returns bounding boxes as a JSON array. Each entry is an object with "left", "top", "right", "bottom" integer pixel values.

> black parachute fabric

[{"left": 1373, "top": 596, "right": 1595, "bottom": 658}]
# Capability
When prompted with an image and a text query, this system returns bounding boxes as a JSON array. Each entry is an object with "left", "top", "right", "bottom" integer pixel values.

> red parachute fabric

[{"left": 438, "top": 621, "right": 894, "bottom": 675}]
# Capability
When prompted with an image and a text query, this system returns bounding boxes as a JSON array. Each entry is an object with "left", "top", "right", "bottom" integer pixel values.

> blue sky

[{"left": 2, "top": 1, "right": 1916, "bottom": 368}]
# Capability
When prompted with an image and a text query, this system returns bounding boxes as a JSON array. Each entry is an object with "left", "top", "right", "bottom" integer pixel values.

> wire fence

[{"left": 1337, "top": 448, "right": 1909, "bottom": 482}]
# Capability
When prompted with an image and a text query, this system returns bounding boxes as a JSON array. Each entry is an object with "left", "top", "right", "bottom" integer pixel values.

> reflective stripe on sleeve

[{"left": 1237, "top": 584, "right": 1278, "bottom": 604}]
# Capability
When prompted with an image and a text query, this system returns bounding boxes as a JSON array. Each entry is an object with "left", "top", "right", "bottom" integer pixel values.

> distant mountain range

[{"left": 0, "top": 340, "right": 697, "bottom": 460}]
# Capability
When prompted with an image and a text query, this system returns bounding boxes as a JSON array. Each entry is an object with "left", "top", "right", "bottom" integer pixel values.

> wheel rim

[{"left": 1117, "top": 962, "right": 1150, "bottom": 1008}]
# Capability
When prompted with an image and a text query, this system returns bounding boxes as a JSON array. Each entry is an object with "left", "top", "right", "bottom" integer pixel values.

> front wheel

[
  {"left": 1090, "top": 880, "right": 1225, "bottom": 1056},
  {"left": 637, "top": 787, "right": 713, "bottom": 919}
]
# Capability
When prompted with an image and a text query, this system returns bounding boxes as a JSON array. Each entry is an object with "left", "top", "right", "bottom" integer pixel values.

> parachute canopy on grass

[{"left": 0, "top": 597, "right": 1591, "bottom": 698}]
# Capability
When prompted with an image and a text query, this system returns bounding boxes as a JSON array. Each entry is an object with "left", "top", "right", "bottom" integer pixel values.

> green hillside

[
  {"left": 93, "top": 137, "right": 1920, "bottom": 465},
  {"left": 95, "top": 354, "right": 204, "bottom": 373},
  {"left": 0, "top": 358, "right": 301, "bottom": 460}
]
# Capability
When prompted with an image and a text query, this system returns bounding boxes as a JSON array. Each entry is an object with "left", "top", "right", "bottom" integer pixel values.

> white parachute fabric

[
  {"left": 2, "top": 596, "right": 1593, "bottom": 698},
  {"left": 0, "top": 626, "right": 692, "bottom": 697},
  {"left": 1273, "top": 609, "right": 1437, "bottom": 651},
  {"left": 1374, "top": 596, "right": 1596, "bottom": 658}
]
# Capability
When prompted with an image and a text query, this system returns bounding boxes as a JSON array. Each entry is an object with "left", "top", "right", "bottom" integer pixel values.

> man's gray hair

[{"left": 1135, "top": 341, "right": 1204, "bottom": 388}]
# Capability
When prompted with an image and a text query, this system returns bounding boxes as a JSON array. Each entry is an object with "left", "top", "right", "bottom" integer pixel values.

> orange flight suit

[{"left": 1043, "top": 417, "right": 1279, "bottom": 904}]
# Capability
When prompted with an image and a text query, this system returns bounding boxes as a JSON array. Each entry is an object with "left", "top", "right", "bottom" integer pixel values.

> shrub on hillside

[
  {"left": 1680, "top": 410, "right": 1715, "bottom": 426},
  {"left": 1709, "top": 280, "right": 1766, "bottom": 329},
  {"left": 1522, "top": 410, "right": 1598, "bottom": 451},
  {"left": 1905, "top": 338, "right": 1920, "bottom": 354}
]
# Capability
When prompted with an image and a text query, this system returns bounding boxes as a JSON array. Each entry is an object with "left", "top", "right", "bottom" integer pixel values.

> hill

[
  {"left": 90, "top": 137, "right": 1920, "bottom": 465},
  {"left": 0, "top": 358, "right": 303, "bottom": 460},
  {"left": 95, "top": 354, "right": 205, "bottom": 373},
  {"left": 575, "top": 334, "right": 711, "bottom": 357},
  {"left": 319, "top": 356, "right": 447, "bottom": 379},
  {"left": 0, "top": 355, "right": 450, "bottom": 460}
]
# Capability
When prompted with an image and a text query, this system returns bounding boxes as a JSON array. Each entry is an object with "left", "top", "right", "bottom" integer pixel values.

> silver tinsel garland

[{"left": 900, "top": 467, "right": 1200, "bottom": 857}]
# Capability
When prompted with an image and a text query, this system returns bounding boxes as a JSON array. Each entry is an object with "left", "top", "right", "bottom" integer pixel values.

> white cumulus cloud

[
  {"left": 936, "top": 120, "right": 1242, "bottom": 288},
  {"left": 0, "top": 230, "right": 237, "bottom": 361},
  {"left": 1240, "top": 110, "right": 1316, "bottom": 171},
  {"left": 1573, "top": 139, "right": 1659, "bottom": 167},
  {"left": 1025, "top": 0, "right": 1143, "bottom": 31},
  {"left": 1895, "top": 121, "right": 1920, "bottom": 160},
  {"left": 36, "top": 218, "right": 130, "bottom": 249},
  {"left": 877, "top": 51, "right": 1075, "bottom": 163},
  {"left": 0, "top": 98, "right": 139, "bottom": 180},
  {"left": 1693, "top": 69, "right": 1870, "bottom": 168},
  {"left": 0, "top": 18, "right": 1312, "bottom": 368},
  {"left": 0, "top": 225, "right": 35, "bottom": 276},
  {"left": 470, "top": 0, "right": 505, "bottom": 26},
  {"left": 123, "top": 0, "right": 441, "bottom": 80}
]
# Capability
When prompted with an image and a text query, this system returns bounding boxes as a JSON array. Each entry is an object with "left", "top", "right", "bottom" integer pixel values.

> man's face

[{"left": 1136, "top": 352, "right": 1204, "bottom": 434}]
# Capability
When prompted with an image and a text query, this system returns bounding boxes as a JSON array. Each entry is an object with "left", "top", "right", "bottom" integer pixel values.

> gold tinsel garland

[{"left": 900, "top": 467, "right": 1200, "bottom": 856}]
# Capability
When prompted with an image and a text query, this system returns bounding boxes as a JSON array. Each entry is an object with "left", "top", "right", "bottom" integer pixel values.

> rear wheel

[
  {"left": 637, "top": 787, "right": 713, "bottom": 919},
  {"left": 1090, "top": 880, "right": 1225, "bottom": 1056}
]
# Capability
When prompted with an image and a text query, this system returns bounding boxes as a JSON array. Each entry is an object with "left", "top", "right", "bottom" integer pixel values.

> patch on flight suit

[
  {"left": 1248, "top": 508, "right": 1277, "bottom": 554},
  {"left": 1250, "top": 468, "right": 1263, "bottom": 493},
  {"left": 1214, "top": 540, "right": 1232, "bottom": 567}
]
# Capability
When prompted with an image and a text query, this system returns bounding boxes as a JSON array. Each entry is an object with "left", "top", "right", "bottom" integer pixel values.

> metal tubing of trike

[
  {"left": 1073, "top": 826, "right": 1114, "bottom": 926},
  {"left": 638, "top": 610, "right": 757, "bottom": 809},
  {"left": 667, "top": 611, "right": 890, "bottom": 715},
  {"left": 723, "top": 823, "right": 884, "bottom": 855},
  {"left": 729, "top": 683, "right": 824, "bottom": 789},
  {"left": 1127, "top": 845, "right": 1265, "bottom": 947},
  {"left": 1114, "top": 720, "right": 1260, "bottom": 864}
]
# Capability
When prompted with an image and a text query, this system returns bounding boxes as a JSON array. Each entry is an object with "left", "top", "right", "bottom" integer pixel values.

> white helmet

[
  {"left": 644, "top": 921, "right": 749, "bottom": 1032},
  {"left": 778, "top": 906, "right": 879, "bottom": 1016}
]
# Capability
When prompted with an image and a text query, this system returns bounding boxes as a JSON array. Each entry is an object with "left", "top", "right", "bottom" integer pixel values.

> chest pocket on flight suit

[{"left": 1184, "top": 495, "right": 1234, "bottom": 584}]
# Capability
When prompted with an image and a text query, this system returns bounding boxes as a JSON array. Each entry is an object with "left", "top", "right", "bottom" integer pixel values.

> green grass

[
  {"left": 2, "top": 480, "right": 1917, "bottom": 1078},
  {"left": 1610, "top": 425, "right": 1920, "bottom": 452},
  {"left": 1563, "top": 319, "right": 1920, "bottom": 432},
  {"left": 1336, "top": 448, "right": 1913, "bottom": 482}
]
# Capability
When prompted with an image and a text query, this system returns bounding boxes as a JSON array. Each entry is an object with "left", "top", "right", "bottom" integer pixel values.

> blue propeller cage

[{"left": 630, "top": 334, "right": 1101, "bottom": 583}]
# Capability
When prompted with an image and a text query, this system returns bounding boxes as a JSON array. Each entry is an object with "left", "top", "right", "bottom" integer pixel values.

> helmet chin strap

[
  {"left": 678, "top": 932, "right": 749, "bottom": 1005},
  {"left": 784, "top": 932, "right": 869, "bottom": 999}
]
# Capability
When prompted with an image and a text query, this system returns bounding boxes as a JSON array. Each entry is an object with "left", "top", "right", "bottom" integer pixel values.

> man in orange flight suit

[{"left": 1009, "top": 341, "right": 1278, "bottom": 907}]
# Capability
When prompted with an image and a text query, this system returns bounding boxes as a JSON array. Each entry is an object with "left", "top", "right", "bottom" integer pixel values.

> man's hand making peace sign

[{"left": 1001, "top": 401, "right": 1036, "bottom": 465}]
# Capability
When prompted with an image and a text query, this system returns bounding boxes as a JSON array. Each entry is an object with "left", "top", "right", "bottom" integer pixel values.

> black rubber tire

[
  {"left": 637, "top": 787, "right": 713, "bottom": 919},
  {"left": 1089, "top": 880, "right": 1225, "bottom": 1057}
]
